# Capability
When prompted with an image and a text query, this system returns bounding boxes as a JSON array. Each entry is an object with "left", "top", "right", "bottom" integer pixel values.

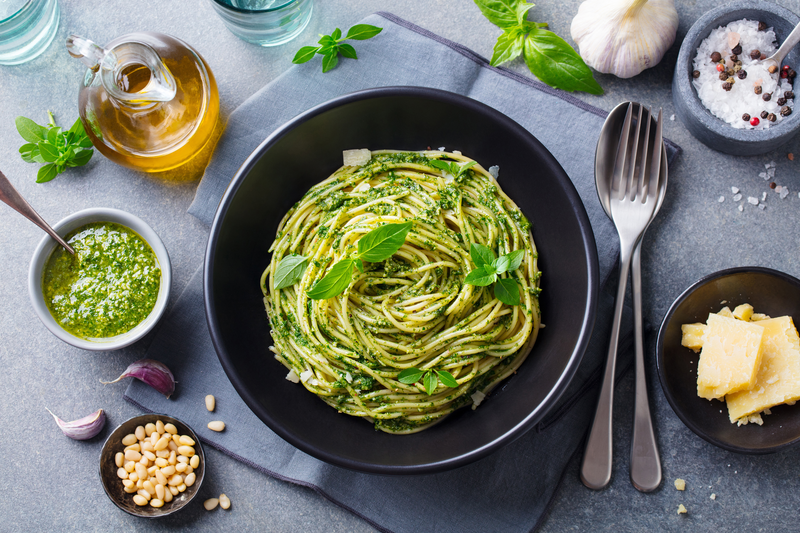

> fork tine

[
  {"left": 626, "top": 104, "right": 643, "bottom": 202},
  {"left": 637, "top": 107, "right": 652, "bottom": 203},
  {"left": 649, "top": 109, "right": 663, "bottom": 201},
  {"left": 613, "top": 103, "right": 633, "bottom": 200}
]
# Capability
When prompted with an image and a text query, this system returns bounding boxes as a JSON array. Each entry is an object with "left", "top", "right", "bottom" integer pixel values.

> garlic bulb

[{"left": 571, "top": 0, "right": 678, "bottom": 79}]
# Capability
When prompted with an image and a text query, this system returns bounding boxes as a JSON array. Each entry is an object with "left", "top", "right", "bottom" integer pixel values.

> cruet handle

[{"left": 66, "top": 35, "right": 109, "bottom": 70}]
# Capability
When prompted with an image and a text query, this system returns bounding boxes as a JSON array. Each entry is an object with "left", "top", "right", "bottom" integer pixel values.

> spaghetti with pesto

[{"left": 261, "top": 150, "right": 541, "bottom": 434}]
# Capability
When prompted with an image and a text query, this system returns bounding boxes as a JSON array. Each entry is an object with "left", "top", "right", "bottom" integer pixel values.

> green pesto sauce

[{"left": 42, "top": 222, "right": 161, "bottom": 339}]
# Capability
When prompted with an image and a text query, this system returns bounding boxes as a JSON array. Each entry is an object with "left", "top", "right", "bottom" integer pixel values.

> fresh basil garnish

[
  {"left": 306, "top": 258, "right": 357, "bottom": 300},
  {"left": 464, "top": 243, "right": 525, "bottom": 306},
  {"left": 273, "top": 255, "right": 309, "bottom": 290},
  {"left": 292, "top": 24, "right": 383, "bottom": 73},
  {"left": 15, "top": 112, "right": 94, "bottom": 183},
  {"left": 398, "top": 367, "right": 459, "bottom": 395}
]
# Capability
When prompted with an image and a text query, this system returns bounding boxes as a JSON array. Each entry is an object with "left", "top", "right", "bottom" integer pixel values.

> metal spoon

[
  {"left": 0, "top": 170, "right": 74, "bottom": 254},
  {"left": 592, "top": 102, "right": 667, "bottom": 492},
  {"left": 765, "top": 20, "right": 800, "bottom": 67}
]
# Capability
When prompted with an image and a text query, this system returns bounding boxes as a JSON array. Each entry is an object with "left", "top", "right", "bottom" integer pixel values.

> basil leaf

[
  {"left": 398, "top": 367, "right": 425, "bottom": 384},
  {"left": 331, "top": 28, "right": 342, "bottom": 41},
  {"left": 20, "top": 151, "right": 36, "bottom": 163},
  {"left": 423, "top": 371, "right": 438, "bottom": 395},
  {"left": 473, "top": 0, "right": 521, "bottom": 30},
  {"left": 503, "top": 249, "right": 525, "bottom": 271},
  {"left": 46, "top": 127, "right": 62, "bottom": 146},
  {"left": 357, "top": 222, "right": 413, "bottom": 262},
  {"left": 19, "top": 143, "right": 37, "bottom": 155},
  {"left": 491, "top": 28, "right": 525, "bottom": 66},
  {"left": 274, "top": 255, "right": 309, "bottom": 290},
  {"left": 293, "top": 45, "right": 320, "bottom": 64},
  {"left": 470, "top": 243, "right": 495, "bottom": 268},
  {"left": 523, "top": 29, "right": 603, "bottom": 95},
  {"left": 429, "top": 160, "right": 452, "bottom": 172},
  {"left": 306, "top": 258, "right": 354, "bottom": 300},
  {"left": 31, "top": 154, "right": 45, "bottom": 164},
  {"left": 493, "top": 255, "right": 510, "bottom": 273},
  {"left": 345, "top": 24, "right": 382, "bottom": 41},
  {"left": 15, "top": 117, "right": 45, "bottom": 143},
  {"left": 38, "top": 142, "right": 59, "bottom": 163},
  {"left": 35, "top": 164, "right": 58, "bottom": 183},
  {"left": 494, "top": 277, "right": 521, "bottom": 306},
  {"left": 455, "top": 161, "right": 476, "bottom": 179},
  {"left": 68, "top": 118, "right": 85, "bottom": 138},
  {"left": 66, "top": 149, "right": 93, "bottom": 167},
  {"left": 436, "top": 370, "right": 459, "bottom": 388},
  {"left": 338, "top": 43, "right": 357, "bottom": 60},
  {"left": 318, "top": 34, "right": 336, "bottom": 46},
  {"left": 464, "top": 265, "right": 496, "bottom": 287},
  {"left": 354, "top": 258, "right": 364, "bottom": 273},
  {"left": 514, "top": 1, "right": 534, "bottom": 25},
  {"left": 321, "top": 51, "right": 339, "bottom": 73}
]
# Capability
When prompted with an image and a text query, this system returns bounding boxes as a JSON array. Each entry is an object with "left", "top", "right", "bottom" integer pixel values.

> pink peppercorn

[
  {"left": 783, "top": 65, "right": 790, "bottom": 71},
  {"left": 751, "top": 116, "right": 760, "bottom": 126},
  {"left": 782, "top": 70, "right": 789, "bottom": 78},
  {"left": 716, "top": 63, "right": 725, "bottom": 72}
]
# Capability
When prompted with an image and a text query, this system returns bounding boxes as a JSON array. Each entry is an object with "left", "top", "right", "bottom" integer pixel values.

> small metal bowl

[
  {"left": 656, "top": 267, "right": 800, "bottom": 454},
  {"left": 27, "top": 207, "right": 171, "bottom": 351},
  {"left": 672, "top": 0, "right": 800, "bottom": 155},
  {"left": 100, "top": 414, "right": 205, "bottom": 517}
]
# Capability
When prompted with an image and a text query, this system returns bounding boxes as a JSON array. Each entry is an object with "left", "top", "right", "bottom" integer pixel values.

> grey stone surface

[{"left": 2, "top": 0, "right": 800, "bottom": 531}]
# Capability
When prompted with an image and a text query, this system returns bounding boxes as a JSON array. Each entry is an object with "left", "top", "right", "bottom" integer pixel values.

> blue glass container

[
  {"left": 0, "top": 0, "right": 59, "bottom": 65},
  {"left": 209, "top": 0, "right": 313, "bottom": 47}
]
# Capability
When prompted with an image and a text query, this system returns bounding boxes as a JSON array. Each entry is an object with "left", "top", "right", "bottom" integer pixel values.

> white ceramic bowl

[{"left": 28, "top": 208, "right": 171, "bottom": 351}]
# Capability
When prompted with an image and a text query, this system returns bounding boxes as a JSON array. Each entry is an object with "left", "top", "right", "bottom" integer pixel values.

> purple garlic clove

[
  {"left": 47, "top": 408, "right": 105, "bottom": 440},
  {"left": 101, "top": 359, "right": 176, "bottom": 398}
]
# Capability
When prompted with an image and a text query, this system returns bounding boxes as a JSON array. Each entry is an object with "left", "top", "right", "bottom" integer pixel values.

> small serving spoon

[
  {"left": 765, "top": 20, "right": 800, "bottom": 67},
  {"left": 0, "top": 169, "right": 74, "bottom": 254}
]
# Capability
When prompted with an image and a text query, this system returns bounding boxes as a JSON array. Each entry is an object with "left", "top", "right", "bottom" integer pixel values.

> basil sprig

[
  {"left": 16, "top": 112, "right": 94, "bottom": 183},
  {"left": 473, "top": 0, "right": 602, "bottom": 95},
  {"left": 273, "top": 255, "right": 309, "bottom": 290},
  {"left": 464, "top": 243, "right": 524, "bottom": 306},
  {"left": 293, "top": 24, "right": 383, "bottom": 73},
  {"left": 306, "top": 222, "right": 413, "bottom": 300},
  {"left": 398, "top": 367, "right": 459, "bottom": 396},
  {"left": 429, "top": 159, "right": 476, "bottom": 182}
]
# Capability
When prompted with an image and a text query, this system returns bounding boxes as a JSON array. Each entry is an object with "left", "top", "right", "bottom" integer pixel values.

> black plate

[
  {"left": 656, "top": 267, "right": 800, "bottom": 454},
  {"left": 204, "top": 87, "right": 599, "bottom": 474}
]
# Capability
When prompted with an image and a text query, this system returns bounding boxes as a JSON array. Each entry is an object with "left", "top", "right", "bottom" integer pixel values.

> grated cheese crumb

[
  {"left": 677, "top": 504, "right": 687, "bottom": 515},
  {"left": 471, "top": 390, "right": 486, "bottom": 409},
  {"left": 711, "top": 493, "right": 717, "bottom": 500},
  {"left": 733, "top": 193, "right": 742, "bottom": 201},
  {"left": 488, "top": 165, "right": 500, "bottom": 179},
  {"left": 285, "top": 370, "right": 300, "bottom": 383},
  {"left": 748, "top": 196, "right": 759, "bottom": 205},
  {"left": 738, "top": 204, "right": 744, "bottom": 212},
  {"left": 674, "top": 478, "right": 686, "bottom": 491}
]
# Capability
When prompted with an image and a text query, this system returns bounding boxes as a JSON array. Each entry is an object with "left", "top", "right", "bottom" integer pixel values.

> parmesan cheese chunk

[
  {"left": 343, "top": 149, "right": 371, "bottom": 167},
  {"left": 696, "top": 314, "right": 765, "bottom": 400},
  {"left": 726, "top": 316, "right": 800, "bottom": 423},
  {"left": 681, "top": 323, "right": 706, "bottom": 353}
]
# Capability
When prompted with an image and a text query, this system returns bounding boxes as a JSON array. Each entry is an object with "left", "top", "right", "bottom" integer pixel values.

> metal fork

[{"left": 580, "top": 103, "right": 662, "bottom": 490}]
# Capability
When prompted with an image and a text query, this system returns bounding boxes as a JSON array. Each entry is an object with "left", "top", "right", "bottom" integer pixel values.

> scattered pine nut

[
  {"left": 206, "top": 395, "right": 216, "bottom": 412},
  {"left": 208, "top": 421, "right": 226, "bottom": 432},
  {"left": 677, "top": 504, "right": 687, "bottom": 514},
  {"left": 204, "top": 498, "right": 219, "bottom": 511},
  {"left": 219, "top": 494, "right": 231, "bottom": 510}
]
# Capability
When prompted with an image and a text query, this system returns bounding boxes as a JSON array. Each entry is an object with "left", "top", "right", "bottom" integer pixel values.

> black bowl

[
  {"left": 656, "top": 267, "right": 800, "bottom": 454},
  {"left": 205, "top": 86, "right": 599, "bottom": 474}
]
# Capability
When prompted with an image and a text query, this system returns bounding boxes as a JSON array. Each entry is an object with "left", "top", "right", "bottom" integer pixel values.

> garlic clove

[
  {"left": 101, "top": 359, "right": 176, "bottom": 398},
  {"left": 571, "top": 0, "right": 679, "bottom": 79},
  {"left": 47, "top": 408, "right": 105, "bottom": 440}
]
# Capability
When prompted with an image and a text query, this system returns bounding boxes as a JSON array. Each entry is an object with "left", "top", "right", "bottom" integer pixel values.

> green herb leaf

[
  {"left": 429, "top": 159, "right": 452, "bottom": 172},
  {"left": 318, "top": 34, "right": 336, "bottom": 46},
  {"left": 66, "top": 149, "right": 93, "bottom": 167},
  {"left": 398, "top": 367, "right": 425, "bottom": 384},
  {"left": 523, "top": 29, "right": 603, "bottom": 95},
  {"left": 274, "top": 255, "right": 309, "bottom": 290},
  {"left": 465, "top": 265, "right": 497, "bottom": 286},
  {"left": 38, "top": 142, "right": 59, "bottom": 163},
  {"left": 293, "top": 45, "right": 320, "bottom": 64},
  {"left": 15, "top": 117, "right": 45, "bottom": 143},
  {"left": 473, "top": 0, "right": 522, "bottom": 30},
  {"left": 321, "top": 51, "right": 339, "bottom": 73},
  {"left": 494, "top": 277, "right": 521, "bottom": 305},
  {"left": 470, "top": 243, "right": 495, "bottom": 268},
  {"left": 514, "top": 1, "right": 534, "bottom": 24},
  {"left": 423, "top": 371, "right": 438, "bottom": 395},
  {"left": 345, "top": 24, "right": 383, "bottom": 40},
  {"left": 306, "top": 258, "right": 355, "bottom": 300},
  {"left": 46, "top": 127, "right": 62, "bottom": 146},
  {"left": 338, "top": 43, "right": 358, "bottom": 60},
  {"left": 19, "top": 143, "right": 37, "bottom": 155},
  {"left": 503, "top": 249, "right": 525, "bottom": 271},
  {"left": 357, "top": 222, "right": 413, "bottom": 262},
  {"left": 491, "top": 28, "right": 525, "bottom": 66},
  {"left": 455, "top": 161, "right": 476, "bottom": 180},
  {"left": 36, "top": 164, "right": 58, "bottom": 184},
  {"left": 436, "top": 370, "right": 459, "bottom": 388}
]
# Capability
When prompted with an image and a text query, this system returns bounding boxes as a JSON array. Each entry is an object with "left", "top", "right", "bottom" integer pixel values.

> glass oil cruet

[{"left": 66, "top": 32, "right": 220, "bottom": 177}]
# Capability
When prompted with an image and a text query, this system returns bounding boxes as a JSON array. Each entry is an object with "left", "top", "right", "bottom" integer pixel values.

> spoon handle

[
  {"left": 629, "top": 239, "right": 661, "bottom": 492},
  {"left": 768, "top": 20, "right": 800, "bottom": 65},
  {"left": 0, "top": 170, "right": 74, "bottom": 255}
]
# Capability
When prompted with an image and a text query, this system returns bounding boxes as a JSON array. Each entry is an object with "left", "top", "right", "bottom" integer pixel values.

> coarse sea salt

[{"left": 693, "top": 19, "right": 795, "bottom": 129}]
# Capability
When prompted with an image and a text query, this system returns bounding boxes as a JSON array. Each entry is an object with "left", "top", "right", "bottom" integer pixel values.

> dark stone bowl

[
  {"left": 673, "top": 1, "right": 800, "bottom": 156},
  {"left": 656, "top": 267, "right": 800, "bottom": 454}
]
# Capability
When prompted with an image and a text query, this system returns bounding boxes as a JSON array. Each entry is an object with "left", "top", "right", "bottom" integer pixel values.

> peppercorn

[
  {"left": 763, "top": 92, "right": 772, "bottom": 101},
  {"left": 692, "top": 69, "right": 700, "bottom": 78},
  {"left": 789, "top": 153, "right": 795, "bottom": 161},
  {"left": 761, "top": 53, "right": 767, "bottom": 60},
  {"left": 751, "top": 116, "right": 760, "bottom": 126},
  {"left": 769, "top": 65, "right": 778, "bottom": 74},
  {"left": 711, "top": 51, "right": 722, "bottom": 62},
  {"left": 761, "top": 111, "right": 769, "bottom": 119},
  {"left": 730, "top": 54, "right": 738, "bottom": 62},
  {"left": 781, "top": 106, "right": 792, "bottom": 116},
  {"left": 716, "top": 63, "right": 725, "bottom": 72},
  {"left": 726, "top": 69, "right": 735, "bottom": 77},
  {"left": 722, "top": 82, "right": 733, "bottom": 91},
  {"left": 777, "top": 97, "right": 787, "bottom": 106},
  {"left": 735, "top": 60, "right": 742, "bottom": 67},
  {"left": 751, "top": 49, "right": 761, "bottom": 60},
  {"left": 732, "top": 44, "right": 742, "bottom": 55},
  {"left": 718, "top": 71, "right": 727, "bottom": 81},
  {"left": 737, "top": 70, "right": 747, "bottom": 79},
  {"left": 786, "top": 91, "right": 795, "bottom": 99},
  {"left": 770, "top": 182, "right": 777, "bottom": 189},
  {"left": 758, "top": 21, "right": 767, "bottom": 31},
  {"left": 755, "top": 85, "right": 763, "bottom": 95},
  {"left": 743, "top": 113, "right": 751, "bottom": 122},
  {"left": 783, "top": 65, "right": 790, "bottom": 71},
  {"left": 789, "top": 68, "right": 796, "bottom": 79},
  {"left": 781, "top": 70, "right": 788, "bottom": 78},
  {"left": 769, "top": 113, "right": 777, "bottom": 122}
]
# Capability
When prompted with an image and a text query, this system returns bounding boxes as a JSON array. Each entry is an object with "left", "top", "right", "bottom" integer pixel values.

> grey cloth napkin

[{"left": 125, "top": 12, "right": 681, "bottom": 533}]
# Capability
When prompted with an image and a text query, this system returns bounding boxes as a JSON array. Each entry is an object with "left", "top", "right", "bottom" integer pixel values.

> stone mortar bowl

[{"left": 673, "top": 0, "right": 800, "bottom": 156}]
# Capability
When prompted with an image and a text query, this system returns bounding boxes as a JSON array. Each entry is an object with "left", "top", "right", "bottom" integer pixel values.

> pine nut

[
  {"left": 179, "top": 435, "right": 195, "bottom": 446},
  {"left": 137, "top": 489, "right": 151, "bottom": 501},
  {"left": 190, "top": 455, "right": 200, "bottom": 469},
  {"left": 134, "top": 426, "right": 145, "bottom": 440},
  {"left": 145, "top": 423, "right": 157, "bottom": 436},
  {"left": 177, "top": 455, "right": 188, "bottom": 464},
  {"left": 149, "top": 499, "right": 164, "bottom": 508},
  {"left": 121, "top": 434, "right": 137, "bottom": 446},
  {"left": 156, "top": 420, "right": 165, "bottom": 434},
  {"left": 129, "top": 472, "right": 139, "bottom": 483},
  {"left": 143, "top": 480, "right": 156, "bottom": 496},
  {"left": 124, "top": 450, "right": 141, "bottom": 461},
  {"left": 115, "top": 452, "right": 124, "bottom": 468},
  {"left": 168, "top": 441, "right": 179, "bottom": 452},
  {"left": 163, "top": 488, "right": 173, "bottom": 502},
  {"left": 168, "top": 451, "right": 177, "bottom": 465},
  {"left": 164, "top": 423, "right": 178, "bottom": 435},
  {"left": 155, "top": 458, "right": 168, "bottom": 468},
  {"left": 116, "top": 467, "right": 128, "bottom": 479},
  {"left": 184, "top": 473, "right": 196, "bottom": 487},
  {"left": 124, "top": 485, "right": 138, "bottom": 494},
  {"left": 204, "top": 498, "right": 219, "bottom": 511},
  {"left": 205, "top": 395, "right": 215, "bottom": 412},
  {"left": 155, "top": 484, "right": 165, "bottom": 500},
  {"left": 172, "top": 434, "right": 181, "bottom": 444},
  {"left": 147, "top": 465, "right": 157, "bottom": 476},
  {"left": 175, "top": 463, "right": 187, "bottom": 473},
  {"left": 136, "top": 479, "right": 144, "bottom": 489},
  {"left": 132, "top": 495, "right": 148, "bottom": 506},
  {"left": 139, "top": 456, "right": 150, "bottom": 467},
  {"left": 124, "top": 461, "right": 135, "bottom": 473},
  {"left": 207, "top": 421, "right": 225, "bottom": 432},
  {"left": 161, "top": 465, "right": 176, "bottom": 477},
  {"left": 135, "top": 462, "right": 147, "bottom": 480},
  {"left": 169, "top": 486, "right": 178, "bottom": 496},
  {"left": 155, "top": 469, "right": 167, "bottom": 485},
  {"left": 154, "top": 436, "right": 170, "bottom": 451},
  {"left": 150, "top": 432, "right": 159, "bottom": 446},
  {"left": 122, "top": 479, "right": 134, "bottom": 489},
  {"left": 143, "top": 451, "right": 156, "bottom": 461},
  {"left": 168, "top": 474, "right": 183, "bottom": 486},
  {"left": 177, "top": 483, "right": 186, "bottom": 493},
  {"left": 178, "top": 446, "right": 195, "bottom": 457},
  {"left": 156, "top": 450, "right": 169, "bottom": 459},
  {"left": 141, "top": 441, "right": 155, "bottom": 453},
  {"left": 185, "top": 465, "right": 193, "bottom": 475},
  {"left": 219, "top": 494, "right": 230, "bottom": 510},
  {"left": 124, "top": 443, "right": 141, "bottom": 452}
]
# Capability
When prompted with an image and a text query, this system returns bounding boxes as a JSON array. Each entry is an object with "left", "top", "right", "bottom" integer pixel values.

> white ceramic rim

[{"left": 27, "top": 207, "right": 172, "bottom": 351}]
